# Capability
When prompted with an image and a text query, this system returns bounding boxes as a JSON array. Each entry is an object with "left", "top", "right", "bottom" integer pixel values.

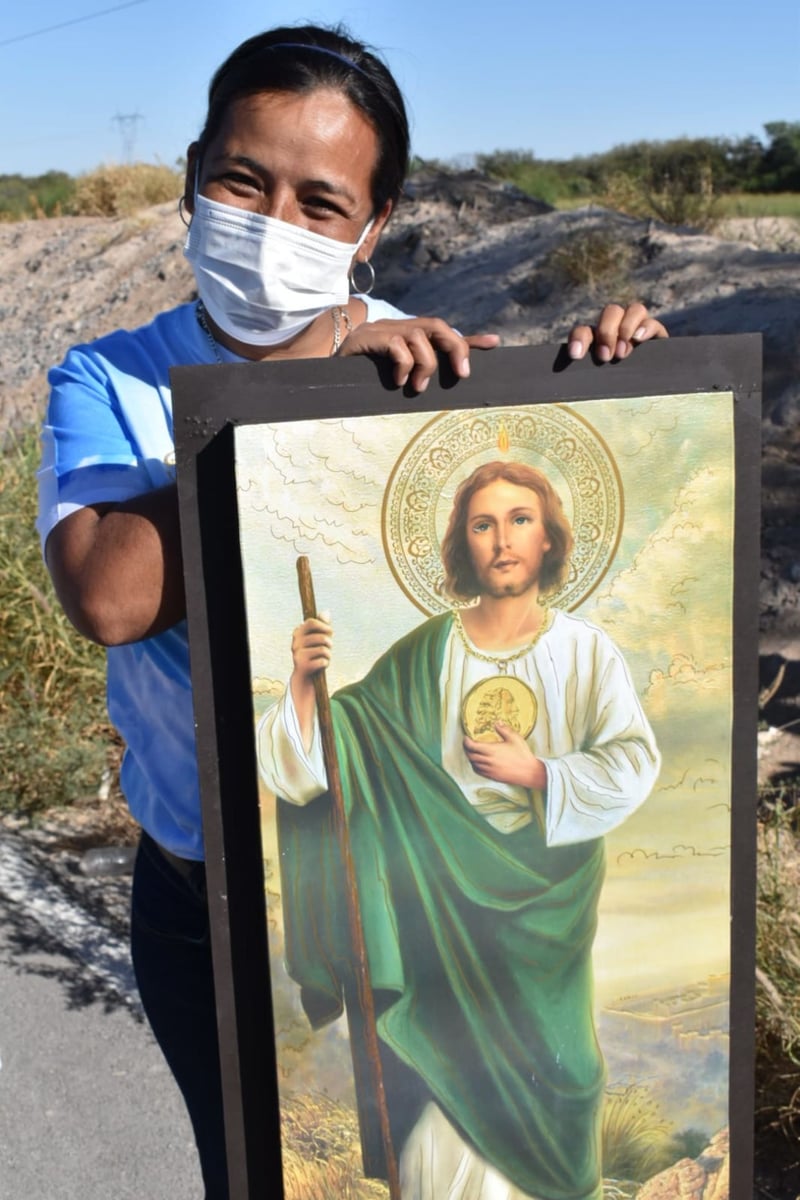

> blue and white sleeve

[{"left": 37, "top": 346, "right": 154, "bottom": 553}]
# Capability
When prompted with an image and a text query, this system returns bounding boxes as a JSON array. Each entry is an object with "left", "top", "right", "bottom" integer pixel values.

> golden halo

[{"left": 381, "top": 404, "right": 623, "bottom": 616}]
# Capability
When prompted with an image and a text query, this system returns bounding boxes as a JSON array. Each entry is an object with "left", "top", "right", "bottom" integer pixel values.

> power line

[{"left": 0, "top": 0, "right": 151, "bottom": 49}]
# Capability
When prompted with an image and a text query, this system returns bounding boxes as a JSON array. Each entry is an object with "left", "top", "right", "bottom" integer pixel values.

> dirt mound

[
  {"left": 2, "top": 167, "right": 799, "bottom": 745},
  {"left": 0, "top": 202, "right": 194, "bottom": 435}
]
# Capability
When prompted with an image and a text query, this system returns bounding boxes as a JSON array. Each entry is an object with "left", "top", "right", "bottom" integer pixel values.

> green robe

[{"left": 278, "top": 613, "right": 606, "bottom": 1200}]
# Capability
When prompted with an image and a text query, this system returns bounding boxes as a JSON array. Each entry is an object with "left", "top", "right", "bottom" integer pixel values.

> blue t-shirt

[{"left": 38, "top": 297, "right": 408, "bottom": 859}]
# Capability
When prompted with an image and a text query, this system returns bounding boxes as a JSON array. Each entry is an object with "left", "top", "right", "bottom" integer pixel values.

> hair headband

[{"left": 269, "top": 42, "right": 371, "bottom": 79}]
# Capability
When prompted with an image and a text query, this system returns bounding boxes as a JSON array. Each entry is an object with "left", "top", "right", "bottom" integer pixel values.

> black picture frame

[{"left": 172, "top": 335, "right": 762, "bottom": 1199}]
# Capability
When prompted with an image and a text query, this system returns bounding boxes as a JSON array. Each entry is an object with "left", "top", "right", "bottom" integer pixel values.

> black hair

[{"left": 197, "top": 24, "right": 410, "bottom": 214}]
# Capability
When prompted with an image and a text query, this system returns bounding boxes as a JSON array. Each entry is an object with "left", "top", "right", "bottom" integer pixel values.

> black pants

[{"left": 130, "top": 832, "right": 228, "bottom": 1199}]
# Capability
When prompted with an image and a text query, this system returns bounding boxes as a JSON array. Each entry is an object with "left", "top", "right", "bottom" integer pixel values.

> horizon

[{"left": 1, "top": 119, "right": 794, "bottom": 183}]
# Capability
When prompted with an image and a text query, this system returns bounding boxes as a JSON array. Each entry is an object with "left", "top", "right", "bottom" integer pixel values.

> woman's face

[{"left": 186, "top": 87, "right": 391, "bottom": 254}]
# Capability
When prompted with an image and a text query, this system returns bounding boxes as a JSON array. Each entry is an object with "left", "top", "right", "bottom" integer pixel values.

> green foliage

[
  {"left": 476, "top": 124, "right": 800, "bottom": 227},
  {"left": 0, "top": 163, "right": 183, "bottom": 222},
  {"left": 586, "top": 136, "right": 739, "bottom": 194},
  {"left": 476, "top": 149, "right": 593, "bottom": 206},
  {"left": 668, "top": 1127, "right": 711, "bottom": 1161},
  {"left": 0, "top": 426, "right": 120, "bottom": 816},
  {"left": 760, "top": 121, "right": 800, "bottom": 191},
  {"left": 0, "top": 171, "right": 75, "bottom": 220},
  {"left": 601, "top": 165, "right": 719, "bottom": 230}
]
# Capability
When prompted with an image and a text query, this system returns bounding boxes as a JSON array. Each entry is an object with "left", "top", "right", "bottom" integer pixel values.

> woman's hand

[
  {"left": 337, "top": 317, "right": 499, "bottom": 392},
  {"left": 464, "top": 724, "right": 547, "bottom": 789},
  {"left": 567, "top": 302, "right": 668, "bottom": 362},
  {"left": 290, "top": 614, "right": 333, "bottom": 751}
]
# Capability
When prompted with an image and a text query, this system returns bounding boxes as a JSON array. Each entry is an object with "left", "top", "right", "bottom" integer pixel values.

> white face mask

[{"left": 184, "top": 193, "right": 373, "bottom": 347}]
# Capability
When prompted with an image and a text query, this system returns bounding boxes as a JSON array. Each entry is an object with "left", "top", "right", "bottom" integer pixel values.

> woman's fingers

[
  {"left": 568, "top": 303, "right": 668, "bottom": 362},
  {"left": 338, "top": 318, "right": 499, "bottom": 391}
]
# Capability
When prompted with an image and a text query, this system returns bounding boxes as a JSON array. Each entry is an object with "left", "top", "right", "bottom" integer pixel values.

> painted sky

[
  {"left": 237, "top": 389, "right": 735, "bottom": 1006},
  {"left": 2, "top": 0, "right": 797, "bottom": 176}
]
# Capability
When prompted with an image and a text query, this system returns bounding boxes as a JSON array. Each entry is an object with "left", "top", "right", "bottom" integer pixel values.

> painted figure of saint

[{"left": 258, "top": 459, "right": 660, "bottom": 1200}]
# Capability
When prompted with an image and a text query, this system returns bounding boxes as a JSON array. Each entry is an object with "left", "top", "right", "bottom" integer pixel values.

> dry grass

[
  {"left": 0, "top": 427, "right": 121, "bottom": 816},
  {"left": 70, "top": 162, "right": 183, "bottom": 218},
  {"left": 544, "top": 228, "right": 636, "bottom": 299},
  {"left": 754, "top": 790, "right": 800, "bottom": 1164}
]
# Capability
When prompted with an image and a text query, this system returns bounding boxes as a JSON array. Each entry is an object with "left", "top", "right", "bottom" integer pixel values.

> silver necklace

[
  {"left": 196, "top": 300, "right": 353, "bottom": 360},
  {"left": 331, "top": 304, "right": 353, "bottom": 353}
]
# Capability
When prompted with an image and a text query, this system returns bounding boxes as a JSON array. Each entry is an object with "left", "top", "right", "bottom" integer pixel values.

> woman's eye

[
  {"left": 514, "top": 515, "right": 532, "bottom": 525},
  {"left": 305, "top": 196, "right": 340, "bottom": 214},
  {"left": 472, "top": 522, "right": 490, "bottom": 533},
  {"left": 224, "top": 172, "right": 258, "bottom": 189}
]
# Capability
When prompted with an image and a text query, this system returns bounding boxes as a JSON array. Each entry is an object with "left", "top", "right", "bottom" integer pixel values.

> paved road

[{"left": 0, "top": 835, "right": 202, "bottom": 1200}]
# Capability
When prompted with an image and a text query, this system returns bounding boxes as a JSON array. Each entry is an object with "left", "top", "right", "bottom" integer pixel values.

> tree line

[
  {"left": 1, "top": 123, "right": 798, "bottom": 221},
  {"left": 461, "top": 122, "right": 800, "bottom": 207}
]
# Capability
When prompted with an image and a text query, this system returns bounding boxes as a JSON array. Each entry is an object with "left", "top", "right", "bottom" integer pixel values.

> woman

[{"left": 37, "top": 23, "right": 667, "bottom": 1199}]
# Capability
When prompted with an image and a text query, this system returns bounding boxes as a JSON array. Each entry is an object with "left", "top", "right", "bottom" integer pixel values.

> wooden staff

[{"left": 296, "top": 556, "right": 401, "bottom": 1200}]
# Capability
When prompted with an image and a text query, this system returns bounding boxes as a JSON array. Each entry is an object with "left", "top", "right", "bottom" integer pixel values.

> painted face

[
  {"left": 188, "top": 86, "right": 390, "bottom": 252},
  {"left": 465, "top": 480, "right": 552, "bottom": 598}
]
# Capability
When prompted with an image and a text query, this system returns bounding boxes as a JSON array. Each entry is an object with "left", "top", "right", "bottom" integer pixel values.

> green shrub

[
  {"left": 477, "top": 149, "right": 593, "bottom": 207},
  {"left": 0, "top": 427, "right": 120, "bottom": 816},
  {"left": 0, "top": 171, "right": 75, "bottom": 220},
  {"left": 601, "top": 164, "right": 719, "bottom": 230}
]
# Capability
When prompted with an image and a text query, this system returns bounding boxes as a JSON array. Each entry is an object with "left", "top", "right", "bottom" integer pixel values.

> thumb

[{"left": 494, "top": 721, "right": 519, "bottom": 743}]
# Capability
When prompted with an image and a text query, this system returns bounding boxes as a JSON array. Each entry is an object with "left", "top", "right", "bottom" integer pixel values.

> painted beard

[{"left": 477, "top": 563, "right": 542, "bottom": 599}]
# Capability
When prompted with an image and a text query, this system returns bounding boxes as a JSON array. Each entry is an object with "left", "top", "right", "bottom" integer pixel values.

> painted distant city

[{"left": 598, "top": 975, "right": 729, "bottom": 1137}]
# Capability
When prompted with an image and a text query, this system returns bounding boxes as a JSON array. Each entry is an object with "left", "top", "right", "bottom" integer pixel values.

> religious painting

[{"left": 172, "top": 336, "right": 760, "bottom": 1200}]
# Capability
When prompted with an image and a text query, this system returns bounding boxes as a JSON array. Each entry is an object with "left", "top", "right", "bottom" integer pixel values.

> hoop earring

[
  {"left": 178, "top": 196, "right": 190, "bottom": 228},
  {"left": 349, "top": 259, "right": 375, "bottom": 296}
]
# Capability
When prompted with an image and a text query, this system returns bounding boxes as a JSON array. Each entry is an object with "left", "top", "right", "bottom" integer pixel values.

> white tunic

[{"left": 257, "top": 610, "right": 660, "bottom": 1200}]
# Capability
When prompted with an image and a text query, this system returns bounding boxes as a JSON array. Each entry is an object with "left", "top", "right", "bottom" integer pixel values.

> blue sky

[{"left": 1, "top": 0, "right": 798, "bottom": 177}]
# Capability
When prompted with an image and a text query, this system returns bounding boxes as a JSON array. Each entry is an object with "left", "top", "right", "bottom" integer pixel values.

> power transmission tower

[{"left": 112, "top": 112, "right": 144, "bottom": 162}]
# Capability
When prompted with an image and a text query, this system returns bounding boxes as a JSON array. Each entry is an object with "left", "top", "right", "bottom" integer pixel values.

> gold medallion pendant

[
  {"left": 453, "top": 608, "right": 553, "bottom": 742},
  {"left": 461, "top": 675, "right": 538, "bottom": 743}
]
